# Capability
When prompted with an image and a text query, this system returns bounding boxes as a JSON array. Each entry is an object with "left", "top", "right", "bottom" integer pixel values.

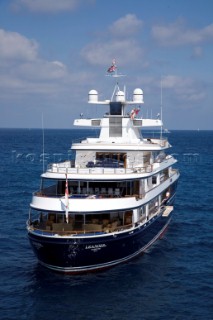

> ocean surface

[{"left": 0, "top": 128, "right": 212, "bottom": 320}]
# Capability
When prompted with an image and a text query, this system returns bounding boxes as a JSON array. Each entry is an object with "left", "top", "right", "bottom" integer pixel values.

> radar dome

[
  {"left": 115, "top": 90, "right": 125, "bottom": 102},
  {"left": 133, "top": 88, "right": 144, "bottom": 103},
  {"left": 88, "top": 90, "right": 98, "bottom": 103}
]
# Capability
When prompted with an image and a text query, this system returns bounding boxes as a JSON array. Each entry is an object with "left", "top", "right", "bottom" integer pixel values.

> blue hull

[{"left": 28, "top": 213, "right": 172, "bottom": 273}]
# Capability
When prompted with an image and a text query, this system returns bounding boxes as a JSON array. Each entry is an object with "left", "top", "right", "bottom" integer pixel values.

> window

[
  {"left": 109, "top": 102, "right": 122, "bottom": 115},
  {"left": 152, "top": 175, "right": 157, "bottom": 184}
]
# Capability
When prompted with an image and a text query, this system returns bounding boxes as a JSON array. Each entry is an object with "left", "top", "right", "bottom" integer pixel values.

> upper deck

[
  {"left": 43, "top": 153, "right": 176, "bottom": 180},
  {"left": 72, "top": 136, "right": 170, "bottom": 151},
  {"left": 44, "top": 77, "right": 174, "bottom": 179},
  {"left": 73, "top": 84, "right": 164, "bottom": 143}
]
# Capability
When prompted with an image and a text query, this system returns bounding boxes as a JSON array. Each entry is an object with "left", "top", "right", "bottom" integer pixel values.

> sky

[{"left": 0, "top": 0, "right": 213, "bottom": 130}]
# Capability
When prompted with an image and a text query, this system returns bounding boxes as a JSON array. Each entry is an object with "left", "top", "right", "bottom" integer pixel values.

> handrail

[
  {"left": 47, "top": 164, "right": 153, "bottom": 175},
  {"left": 33, "top": 191, "right": 146, "bottom": 200},
  {"left": 28, "top": 222, "right": 133, "bottom": 236}
]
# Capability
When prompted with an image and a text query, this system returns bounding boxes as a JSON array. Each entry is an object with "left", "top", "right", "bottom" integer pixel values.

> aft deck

[
  {"left": 28, "top": 205, "right": 172, "bottom": 237},
  {"left": 28, "top": 213, "right": 134, "bottom": 236}
]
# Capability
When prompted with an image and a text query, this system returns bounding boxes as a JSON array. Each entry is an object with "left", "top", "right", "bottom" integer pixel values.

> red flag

[
  {"left": 135, "top": 108, "right": 140, "bottom": 115},
  {"left": 130, "top": 108, "right": 140, "bottom": 119},
  {"left": 107, "top": 65, "right": 116, "bottom": 73},
  {"left": 107, "top": 59, "right": 117, "bottom": 73}
]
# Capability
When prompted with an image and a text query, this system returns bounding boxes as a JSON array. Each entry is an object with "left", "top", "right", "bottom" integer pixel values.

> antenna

[
  {"left": 111, "top": 81, "right": 119, "bottom": 101},
  {"left": 160, "top": 76, "right": 163, "bottom": 140},
  {"left": 42, "top": 113, "right": 45, "bottom": 173},
  {"left": 124, "top": 85, "right": 126, "bottom": 101}
]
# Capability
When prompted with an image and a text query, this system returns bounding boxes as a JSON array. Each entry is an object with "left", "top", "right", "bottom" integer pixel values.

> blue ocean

[{"left": 0, "top": 129, "right": 212, "bottom": 320}]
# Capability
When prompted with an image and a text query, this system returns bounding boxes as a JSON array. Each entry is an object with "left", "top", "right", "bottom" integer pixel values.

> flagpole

[
  {"left": 160, "top": 76, "right": 163, "bottom": 141},
  {"left": 65, "top": 172, "right": 69, "bottom": 223},
  {"left": 42, "top": 113, "right": 45, "bottom": 173}
]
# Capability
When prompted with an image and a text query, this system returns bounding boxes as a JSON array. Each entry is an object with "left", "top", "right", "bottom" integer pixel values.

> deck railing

[
  {"left": 33, "top": 190, "right": 146, "bottom": 200},
  {"left": 47, "top": 164, "right": 153, "bottom": 175},
  {"left": 28, "top": 221, "right": 133, "bottom": 236}
]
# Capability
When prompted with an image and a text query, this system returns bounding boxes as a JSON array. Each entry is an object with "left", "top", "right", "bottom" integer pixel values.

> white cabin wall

[
  {"left": 99, "top": 118, "right": 110, "bottom": 139},
  {"left": 139, "top": 179, "right": 145, "bottom": 197},
  {"left": 124, "top": 118, "right": 141, "bottom": 140},
  {"left": 157, "top": 173, "right": 161, "bottom": 185},
  {"left": 133, "top": 209, "right": 138, "bottom": 224}
]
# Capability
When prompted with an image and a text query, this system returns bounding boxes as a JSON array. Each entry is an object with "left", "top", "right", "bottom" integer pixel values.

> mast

[
  {"left": 160, "top": 76, "right": 163, "bottom": 140},
  {"left": 106, "top": 59, "right": 126, "bottom": 101},
  {"left": 42, "top": 113, "right": 45, "bottom": 173}
]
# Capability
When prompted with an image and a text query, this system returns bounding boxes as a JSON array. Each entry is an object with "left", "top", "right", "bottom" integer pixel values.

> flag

[
  {"left": 107, "top": 65, "right": 116, "bottom": 73},
  {"left": 135, "top": 108, "right": 140, "bottom": 115},
  {"left": 107, "top": 59, "right": 117, "bottom": 73},
  {"left": 65, "top": 174, "right": 69, "bottom": 223},
  {"left": 130, "top": 108, "right": 140, "bottom": 119}
]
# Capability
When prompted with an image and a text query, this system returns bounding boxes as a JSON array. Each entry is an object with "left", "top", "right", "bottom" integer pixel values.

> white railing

[{"left": 47, "top": 164, "right": 153, "bottom": 175}]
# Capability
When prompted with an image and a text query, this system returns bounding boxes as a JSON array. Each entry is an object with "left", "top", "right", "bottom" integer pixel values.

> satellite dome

[
  {"left": 133, "top": 88, "right": 143, "bottom": 103},
  {"left": 88, "top": 90, "right": 98, "bottom": 103},
  {"left": 115, "top": 90, "right": 125, "bottom": 102}
]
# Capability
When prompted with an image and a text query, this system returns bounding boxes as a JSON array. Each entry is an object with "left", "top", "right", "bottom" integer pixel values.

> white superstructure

[{"left": 30, "top": 82, "right": 179, "bottom": 219}]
